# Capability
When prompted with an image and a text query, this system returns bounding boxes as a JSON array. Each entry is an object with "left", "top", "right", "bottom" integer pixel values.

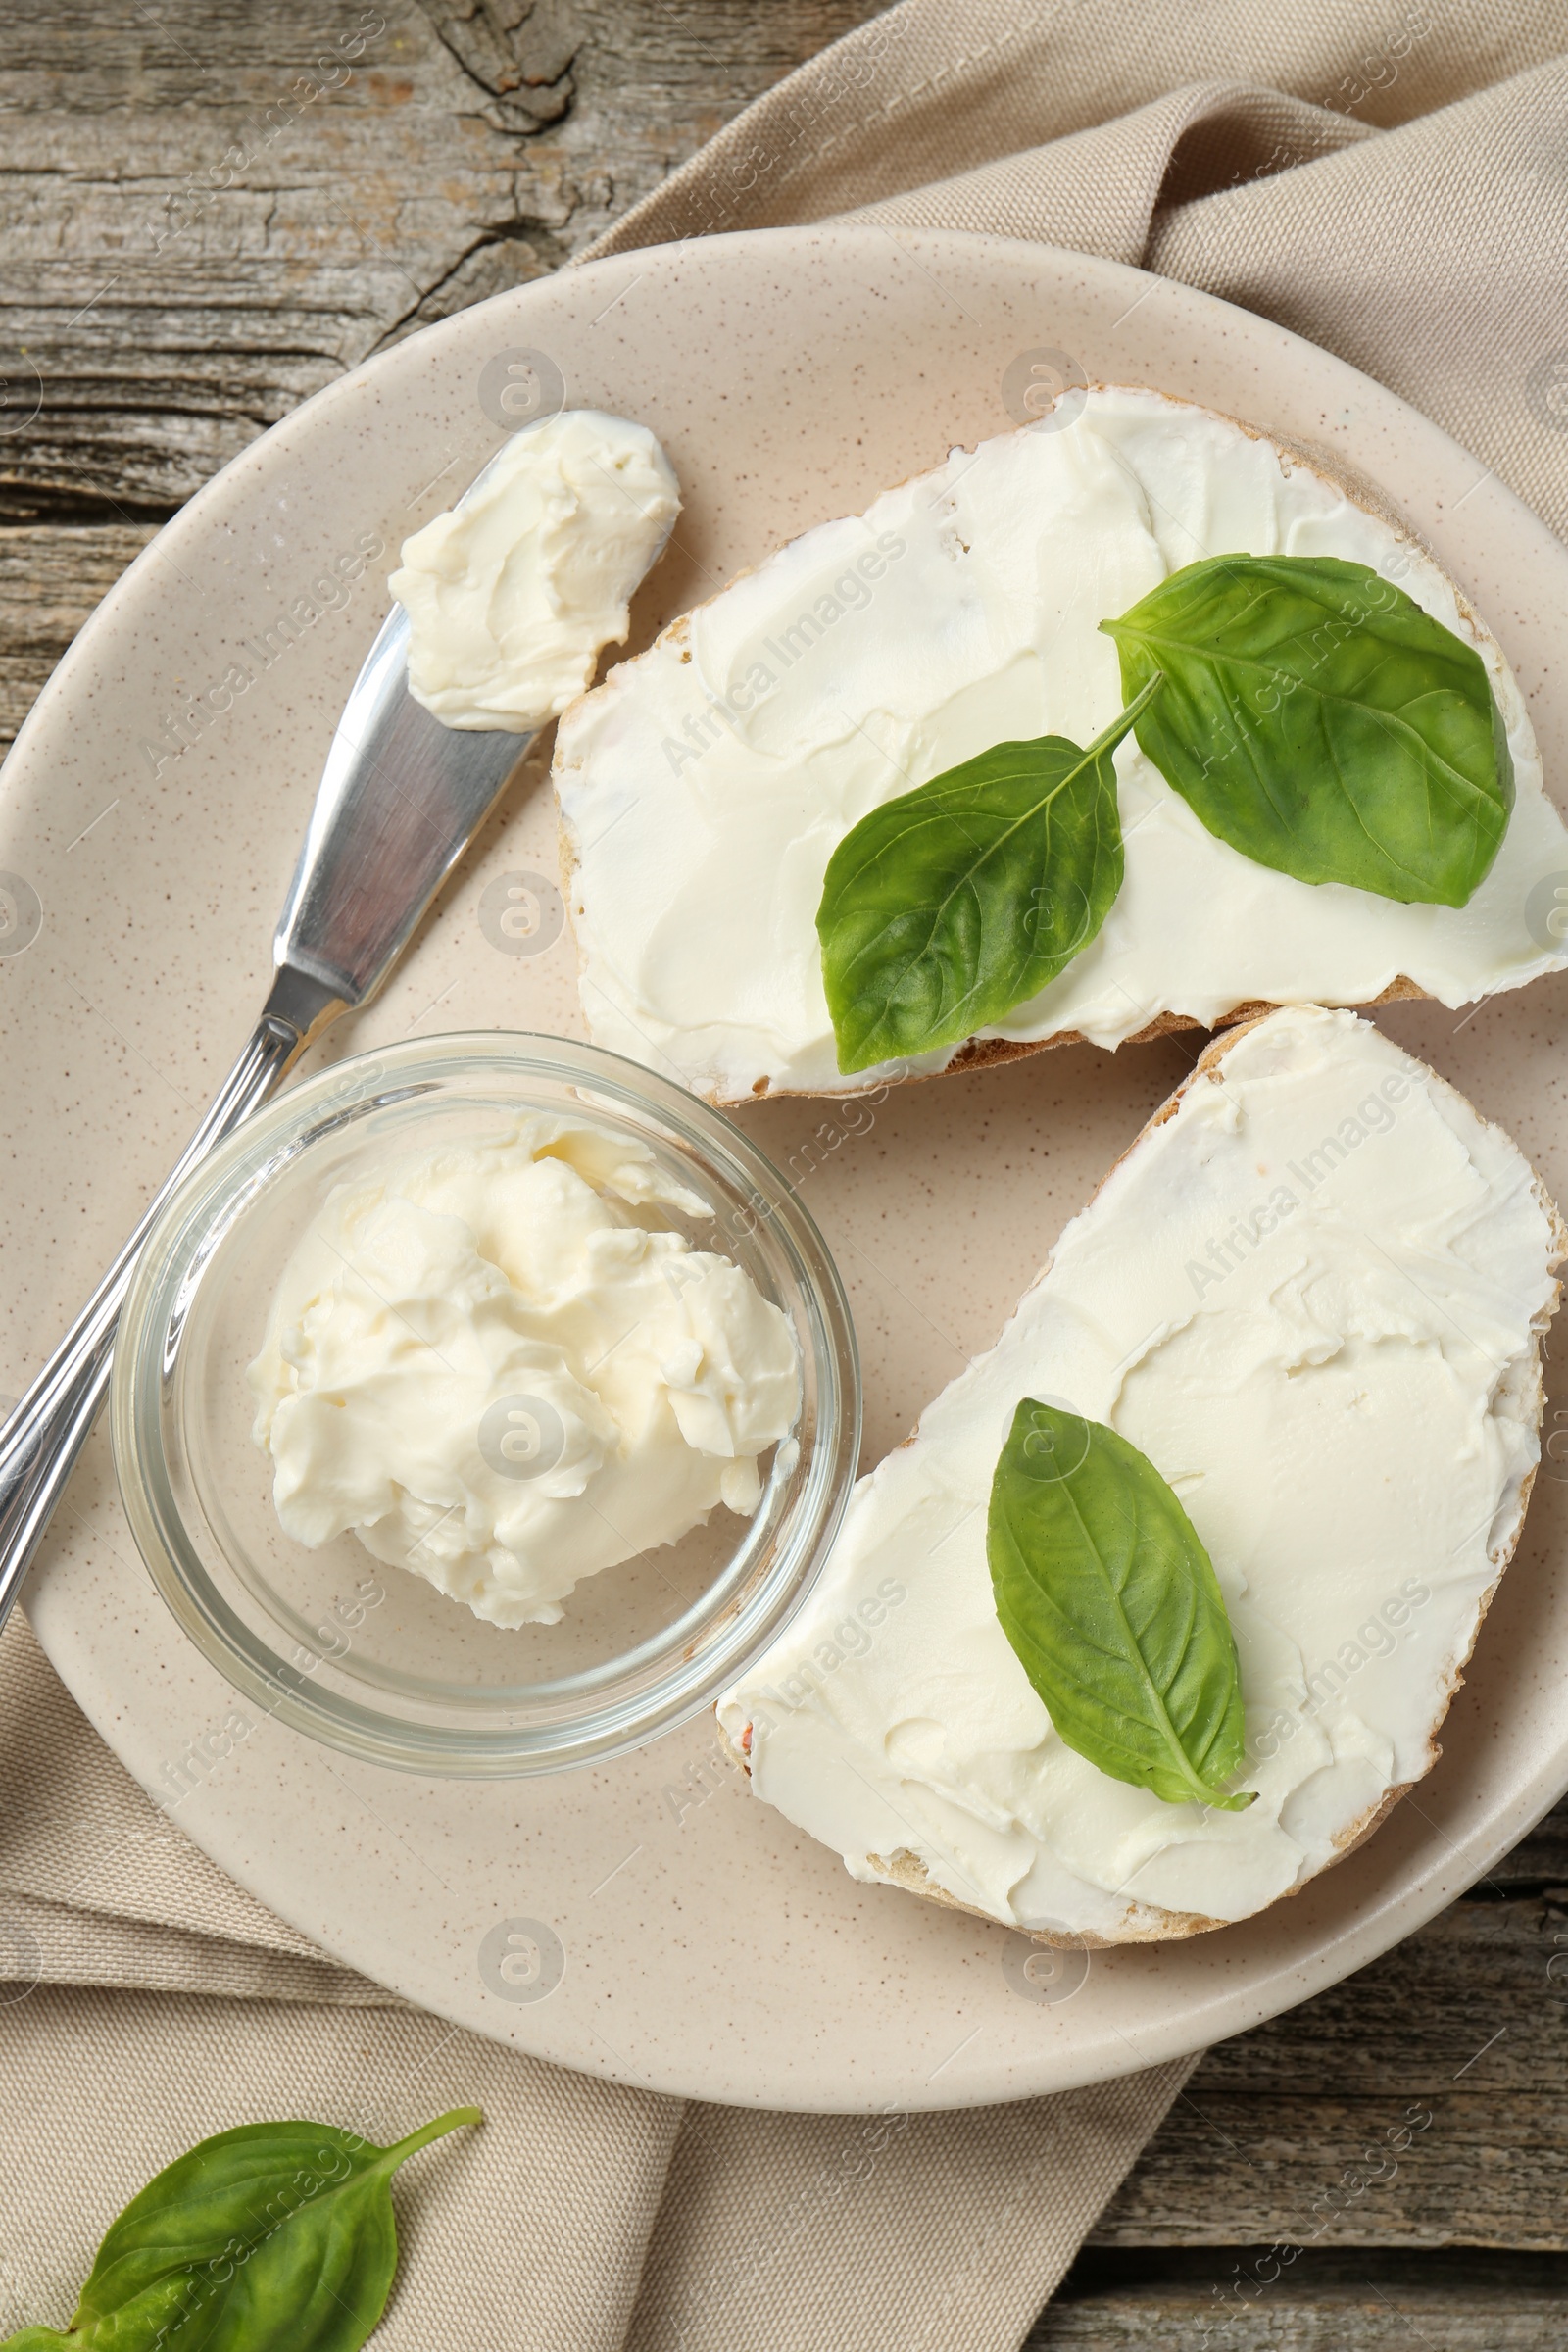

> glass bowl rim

[{"left": 110, "top": 1027, "right": 861, "bottom": 1778}]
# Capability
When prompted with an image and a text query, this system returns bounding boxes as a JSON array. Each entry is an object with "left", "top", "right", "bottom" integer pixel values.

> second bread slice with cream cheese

[
  {"left": 553, "top": 388, "right": 1568, "bottom": 1105},
  {"left": 717, "top": 1006, "right": 1565, "bottom": 1942}
]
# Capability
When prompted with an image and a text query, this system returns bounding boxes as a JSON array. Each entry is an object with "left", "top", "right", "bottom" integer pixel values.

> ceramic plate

[{"left": 8, "top": 228, "right": 1568, "bottom": 2112}]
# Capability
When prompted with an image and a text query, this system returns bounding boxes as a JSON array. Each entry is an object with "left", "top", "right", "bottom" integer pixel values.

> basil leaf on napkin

[
  {"left": 1101, "top": 553, "right": 1512, "bottom": 906},
  {"left": 988, "top": 1399, "right": 1254, "bottom": 1811},
  {"left": 815, "top": 678, "right": 1161, "bottom": 1074},
  {"left": 0, "top": 2106, "right": 480, "bottom": 2352}
]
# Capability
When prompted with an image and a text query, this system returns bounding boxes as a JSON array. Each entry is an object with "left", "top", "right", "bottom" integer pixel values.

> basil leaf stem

[
  {"left": 815, "top": 677, "right": 1162, "bottom": 1074},
  {"left": 1101, "top": 553, "right": 1512, "bottom": 906},
  {"left": 988, "top": 1399, "right": 1254, "bottom": 1811},
  {"left": 0, "top": 2106, "right": 481, "bottom": 2352}
]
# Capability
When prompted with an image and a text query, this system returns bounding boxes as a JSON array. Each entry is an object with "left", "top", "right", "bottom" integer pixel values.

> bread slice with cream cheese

[
  {"left": 553, "top": 388, "right": 1568, "bottom": 1105},
  {"left": 716, "top": 1005, "right": 1565, "bottom": 1943}
]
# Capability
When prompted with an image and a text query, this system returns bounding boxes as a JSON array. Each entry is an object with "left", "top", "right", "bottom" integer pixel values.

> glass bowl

[{"left": 111, "top": 1031, "right": 859, "bottom": 1776}]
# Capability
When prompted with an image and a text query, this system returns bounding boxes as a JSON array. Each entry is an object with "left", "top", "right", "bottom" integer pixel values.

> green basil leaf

[
  {"left": 1101, "top": 553, "right": 1512, "bottom": 906},
  {"left": 0, "top": 2106, "right": 480, "bottom": 2352},
  {"left": 988, "top": 1400, "right": 1254, "bottom": 1811},
  {"left": 815, "top": 679, "right": 1161, "bottom": 1074}
]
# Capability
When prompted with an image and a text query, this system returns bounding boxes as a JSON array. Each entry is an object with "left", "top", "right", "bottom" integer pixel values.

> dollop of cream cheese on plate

[
  {"left": 248, "top": 1119, "right": 799, "bottom": 1628},
  {"left": 392, "top": 409, "right": 680, "bottom": 732},
  {"left": 554, "top": 387, "right": 1568, "bottom": 1101},
  {"left": 717, "top": 1006, "right": 1563, "bottom": 1937}
]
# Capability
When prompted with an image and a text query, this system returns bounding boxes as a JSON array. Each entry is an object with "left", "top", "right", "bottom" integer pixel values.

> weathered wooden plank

[
  {"left": 1096, "top": 2080, "right": 1568, "bottom": 2251},
  {"left": 0, "top": 0, "right": 886, "bottom": 510},
  {"left": 1491, "top": 1789, "right": 1568, "bottom": 1887},
  {"left": 0, "top": 0, "right": 883, "bottom": 717},
  {"left": 1192, "top": 1886, "right": 1568, "bottom": 2097},
  {"left": 1093, "top": 1875, "right": 1568, "bottom": 2248},
  {"left": 1033, "top": 2249, "right": 1568, "bottom": 2349},
  {"left": 1042, "top": 2301, "right": 1563, "bottom": 2349},
  {"left": 0, "top": 525, "right": 156, "bottom": 745}
]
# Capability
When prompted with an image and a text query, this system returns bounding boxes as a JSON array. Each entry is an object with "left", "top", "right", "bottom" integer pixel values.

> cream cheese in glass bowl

[{"left": 111, "top": 1033, "right": 858, "bottom": 1776}]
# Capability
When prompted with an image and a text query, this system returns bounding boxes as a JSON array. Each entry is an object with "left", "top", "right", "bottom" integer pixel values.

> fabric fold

[
  {"left": 845, "top": 84, "right": 1376, "bottom": 264},
  {"left": 0, "top": 1886, "right": 396, "bottom": 2004},
  {"left": 0, "top": 1608, "right": 327, "bottom": 1956},
  {"left": 1148, "top": 54, "right": 1568, "bottom": 534},
  {"left": 583, "top": 0, "right": 1568, "bottom": 256},
  {"left": 0, "top": 1984, "right": 682, "bottom": 2352},
  {"left": 624, "top": 2069, "right": 1195, "bottom": 2352}
]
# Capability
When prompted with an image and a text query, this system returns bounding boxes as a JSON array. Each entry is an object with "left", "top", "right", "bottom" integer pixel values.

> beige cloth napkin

[
  {"left": 590, "top": 0, "right": 1568, "bottom": 541},
  {"left": 0, "top": 1611, "right": 1189, "bottom": 2350},
  {"left": 7, "top": 1, "right": 1567, "bottom": 2343}
]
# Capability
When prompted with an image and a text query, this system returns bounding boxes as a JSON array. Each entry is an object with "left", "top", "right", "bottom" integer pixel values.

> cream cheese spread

[
  {"left": 717, "top": 1007, "right": 1563, "bottom": 1937},
  {"left": 248, "top": 1119, "right": 799, "bottom": 1628},
  {"left": 554, "top": 388, "right": 1568, "bottom": 1102},
  {"left": 392, "top": 410, "right": 680, "bottom": 732}
]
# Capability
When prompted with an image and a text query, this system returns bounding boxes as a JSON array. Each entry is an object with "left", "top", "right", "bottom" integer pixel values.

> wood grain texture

[
  {"left": 1, "top": 0, "right": 1566, "bottom": 2301},
  {"left": 0, "top": 0, "right": 887, "bottom": 512},
  {"left": 1097, "top": 1799, "right": 1568, "bottom": 2250},
  {"left": 0, "top": 0, "right": 883, "bottom": 740},
  {"left": 0, "top": 526, "right": 156, "bottom": 745},
  {"left": 1032, "top": 2249, "right": 1568, "bottom": 2348}
]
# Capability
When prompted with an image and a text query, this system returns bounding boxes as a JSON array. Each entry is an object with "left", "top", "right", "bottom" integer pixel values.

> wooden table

[{"left": 4, "top": 7, "right": 1564, "bottom": 2341}]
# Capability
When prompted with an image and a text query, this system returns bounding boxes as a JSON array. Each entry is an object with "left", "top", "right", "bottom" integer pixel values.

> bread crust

[{"left": 723, "top": 1011, "right": 1568, "bottom": 1944}]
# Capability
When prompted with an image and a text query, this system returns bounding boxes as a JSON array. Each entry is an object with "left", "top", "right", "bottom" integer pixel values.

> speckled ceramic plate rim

[{"left": 8, "top": 226, "right": 1568, "bottom": 2112}]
